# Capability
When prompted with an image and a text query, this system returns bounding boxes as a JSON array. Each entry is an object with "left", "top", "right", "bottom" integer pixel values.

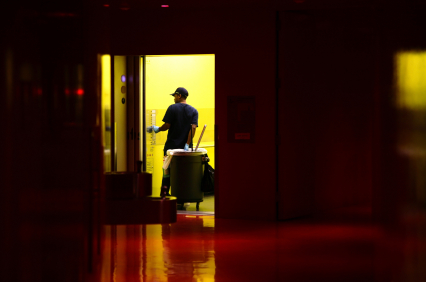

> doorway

[
  {"left": 144, "top": 54, "right": 215, "bottom": 213},
  {"left": 101, "top": 54, "right": 215, "bottom": 213}
]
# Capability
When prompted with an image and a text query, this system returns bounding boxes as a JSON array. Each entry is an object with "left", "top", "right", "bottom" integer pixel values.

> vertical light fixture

[{"left": 396, "top": 51, "right": 426, "bottom": 109}]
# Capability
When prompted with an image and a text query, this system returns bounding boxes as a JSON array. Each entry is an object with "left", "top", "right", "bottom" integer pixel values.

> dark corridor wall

[
  {"left": 0, "top": 2, "right": 99, "bottom": 281},
  {"left": 108, "top": 8, "right": 277, "bottom": 220},
  {"left": 1, "top": 1, "right": 426, "bottom": 281},
  {"left": 106, "top": 6, "right": 392, "bottom": 221},
  {"left": 104, "top": 1, "right": 426, "bottom": 224},
  {"left": 278, "top": 9, "right": 376, "bottom": 219},
  {"left": 278, "top": 6, "right": 426, "bottom": 221}
]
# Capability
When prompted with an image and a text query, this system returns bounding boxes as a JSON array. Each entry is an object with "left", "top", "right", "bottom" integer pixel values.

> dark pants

[{"left": 161, "top": 154, "right": 171, "bottom": 196}]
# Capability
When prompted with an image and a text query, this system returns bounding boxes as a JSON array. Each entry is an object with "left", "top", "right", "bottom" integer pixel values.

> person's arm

[
  {"left": 148, "top": 123, "right": 170, "bottom": 133},
  {"left": 158, "top": 123, "right": 171, "bottom": 132},
  {"left": 186, "top": 124, "right": 197, "bottom": 145}
]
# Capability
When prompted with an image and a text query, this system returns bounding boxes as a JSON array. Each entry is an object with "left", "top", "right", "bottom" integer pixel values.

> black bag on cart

[{"left": 201, "top": 156, "right": 215, "bottom": 194}]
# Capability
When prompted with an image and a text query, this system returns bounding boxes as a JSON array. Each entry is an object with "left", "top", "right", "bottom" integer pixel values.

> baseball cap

[{"left": 170, "top": 87, "right": 188, "bottom": 98}]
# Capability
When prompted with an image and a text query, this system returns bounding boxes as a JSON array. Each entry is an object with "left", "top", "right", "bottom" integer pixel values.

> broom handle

[{"left": 195, "top": 125, "right": 207, "bottom": 151}]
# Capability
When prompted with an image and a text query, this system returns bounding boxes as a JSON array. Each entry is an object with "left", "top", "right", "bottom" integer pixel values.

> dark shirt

[{"left": 162, "top": 103, "right": 198, "bottom": 155}]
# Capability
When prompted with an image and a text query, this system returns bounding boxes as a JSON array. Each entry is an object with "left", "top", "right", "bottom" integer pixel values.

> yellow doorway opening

[{"left": 144, "top": 55, "right": 215, "bottom": 207}]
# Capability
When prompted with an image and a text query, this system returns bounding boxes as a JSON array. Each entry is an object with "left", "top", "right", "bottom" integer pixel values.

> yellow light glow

[
  {"left": 101, "top": 55, "right": 111, "bottom": 112},
  {"left": 145, "top": 225, "right": 168, "bottom": 282},
  {"left": 146, "top": 55, "right": 215, "bottom": 195},
  {"left": 396, "top": 51, "right": 426, "bottom": 109},
  {"left": 114, "top": 56, "right": 127, "bottom": 171},
  {"left": 146, "top": 54, "right": 215, "bottom": 109},
  {"left": 101, "top": 55, "right": 111, "bottom": 172},
  {"left": 202, "top": 216, "right": 215, "bottom": 228},
  {"left": 101, "top": 222, "right": 216, "bottom": 282}
]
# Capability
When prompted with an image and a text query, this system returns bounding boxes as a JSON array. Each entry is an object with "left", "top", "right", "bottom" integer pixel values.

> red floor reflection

[{"left": 94, "top": 207, "right": 424, "bottom": 282}]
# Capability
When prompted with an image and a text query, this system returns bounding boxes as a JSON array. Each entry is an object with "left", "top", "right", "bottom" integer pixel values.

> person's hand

[
  {"left": 184, "top": 143, "right": 189, "bottom": 151},
  {"left": 147, "top": 126, "right": 160, "bottom": 133}
]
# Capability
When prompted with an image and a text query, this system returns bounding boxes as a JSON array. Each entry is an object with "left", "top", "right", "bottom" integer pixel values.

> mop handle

[
  {"left": 191, "top": 123, "right": 193, "bottom": 152},
  {"left": 195, "top": 125, "right": 207, "bottom": 151}
]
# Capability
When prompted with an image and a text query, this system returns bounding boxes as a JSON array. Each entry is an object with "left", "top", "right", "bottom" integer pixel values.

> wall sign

[{"left": 227, "top": 96, "right": 256, "bottom": 143}]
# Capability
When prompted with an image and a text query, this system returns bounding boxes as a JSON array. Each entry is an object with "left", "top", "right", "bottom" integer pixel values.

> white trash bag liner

[
  {"left": 167, "top": 148, "right": 207, "bottom": 156},
  {"left": 162, "top": 148, "right": 208, "bottom": 169}
]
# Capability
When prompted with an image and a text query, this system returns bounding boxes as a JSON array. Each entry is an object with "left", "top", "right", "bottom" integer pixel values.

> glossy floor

[
  {"left": 94, "top": 206, "right": 425, "bottom": 282},
  {"left": 180, "top": 194, "right": 214, "bottom": 213}
]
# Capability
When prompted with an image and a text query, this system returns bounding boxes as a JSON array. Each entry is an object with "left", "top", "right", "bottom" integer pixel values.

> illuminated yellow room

[
  {"left": 101, "top": 54, "right": 111, "bottom": 172},
  {"left": 144, "top": 55, "right": 215, "bottom": 198}
]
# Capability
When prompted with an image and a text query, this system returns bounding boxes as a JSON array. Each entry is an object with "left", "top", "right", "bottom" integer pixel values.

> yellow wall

[
  {"left": 114, "top": 56, "right": 127, "bottom": 171},
  {"left": 145, "top": 55, "right": 215, "bottom": 195},
  {"left": 101, "top": 55, "right": 111, "bottom": 172}
]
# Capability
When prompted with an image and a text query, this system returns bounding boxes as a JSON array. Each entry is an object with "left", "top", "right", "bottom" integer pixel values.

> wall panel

[
  {"left": 110, "top": 9, "right": 276, "bottom": 220},
  {"left": 278, "top": 10, "right": 375, "bottom": 219}
]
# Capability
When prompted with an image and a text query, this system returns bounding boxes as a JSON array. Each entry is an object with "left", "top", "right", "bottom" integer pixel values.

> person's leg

[
  {"left": 161, "top": 155, "right": 171, "bottom": 197},
  {"left": 161, "top": 167, "right": 170, "bottom": 196}
]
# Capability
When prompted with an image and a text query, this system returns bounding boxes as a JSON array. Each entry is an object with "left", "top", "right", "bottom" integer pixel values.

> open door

[
  {"left": 101, "top": 55, "right": 177, "bottom": 225},
  {"left": 102, "top": 54, "right": 215, "bottom": 214},
  {"left": 143, "top": 55, "right": 215, "bottom": 205},
  {"left": 105, "top": 55, "right": 143, "bottom": 172},
  {"left": 124, "top": 56, "right": 142, "bottom": 172}
]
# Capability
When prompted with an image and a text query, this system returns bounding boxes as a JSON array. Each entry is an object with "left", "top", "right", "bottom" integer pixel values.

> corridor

[{"left": 93, "top": 206, "right": 419, "bottom": 282}]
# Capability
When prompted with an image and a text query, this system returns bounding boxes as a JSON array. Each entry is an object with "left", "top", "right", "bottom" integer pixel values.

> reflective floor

[
  {"left": 94, "top": 206, "right": 425, "bottom": 282},
  {"left": 179, "top": 194, "right": 214, "bottom": 214}
]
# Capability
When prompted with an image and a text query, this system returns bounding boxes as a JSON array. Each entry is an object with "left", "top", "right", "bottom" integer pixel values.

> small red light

[
  {"left": 65, "top": 88, "right": 70, "bottom": 95},
  {"left": 76, "top": 89, "right": 84, "bottom": 96},
  {"left": 103, "top": 4, "right": 110, "bottom": 7},
  {"left": 161, "top": 5, "right": 169, "bottom": 7},
  {"left": 37, "top": 88, "right": 42, "bottom": 96}
]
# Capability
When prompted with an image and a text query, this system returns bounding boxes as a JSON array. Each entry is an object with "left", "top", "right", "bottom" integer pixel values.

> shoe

[{"left": 160, "top": 186, "right": 171, "bottom": 198}]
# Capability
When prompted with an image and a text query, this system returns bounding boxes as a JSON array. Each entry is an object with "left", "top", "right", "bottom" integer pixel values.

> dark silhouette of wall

[
  {"left": 108, "top": 8, "right": 277, "bottom": 220},
  {"left": 1, "top": 0, "right": 426, "bottom": 281}
]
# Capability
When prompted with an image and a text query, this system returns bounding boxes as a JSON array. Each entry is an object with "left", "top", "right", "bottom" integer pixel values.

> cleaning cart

[{"left": 165, "top": 125, "right": 208, "bottom": 211}]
